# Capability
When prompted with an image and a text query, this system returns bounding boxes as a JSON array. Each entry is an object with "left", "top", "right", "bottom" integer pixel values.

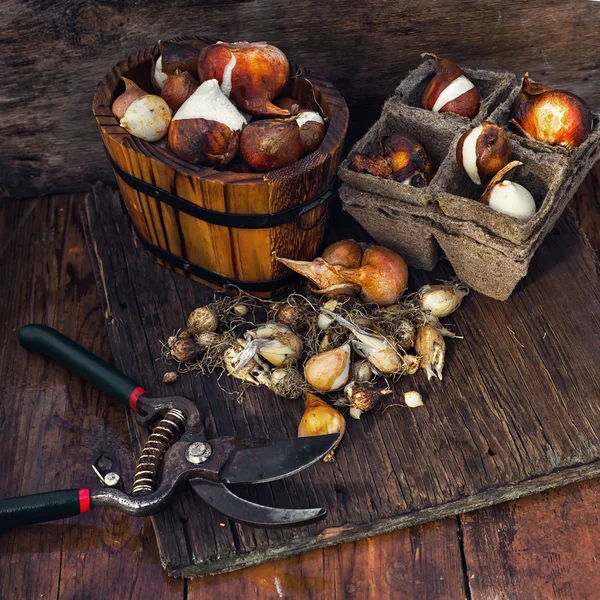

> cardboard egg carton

[{"left": 338, "top": 62, "right": 600, "bottom": 300}]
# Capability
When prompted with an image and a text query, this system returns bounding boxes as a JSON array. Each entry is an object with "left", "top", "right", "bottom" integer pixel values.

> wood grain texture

[
  {"left": 461, "top": 480, "right": 600, "bottom": 600},
  {"left": 83, "top": 182, "right": 600, "bottom": 577},
  {"left": 2, "top": 0, "right": 600, "bottom": 199},
  {"left": 188, "top": 519, "right": 465, "bottom": 599},
  {"left": 0, "top": 194, "right": 183, "bottom": 600}
]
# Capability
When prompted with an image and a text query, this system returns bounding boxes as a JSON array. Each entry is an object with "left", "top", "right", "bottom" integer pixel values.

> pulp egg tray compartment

[{"left": 338, "top": 64, "right": 600, "bottom": 300}]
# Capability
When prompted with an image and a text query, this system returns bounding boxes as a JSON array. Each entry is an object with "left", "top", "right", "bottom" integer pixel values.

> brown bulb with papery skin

[
  {"left": 456, "top": 121, "right": 511, "bottom": 185},
  {"left": 240, "top": 118, "right": 304, "bottom": 172},
  {"left": 159, "top": 40, "right": 204, "bottom": 76},
  {"left": 111, "top": 77, "right": 146, "bottom": 120},
  {"left": 511, "top": 73, "right": 592, "bottom": 149},
  {"left": 167, "top": 79, "right": 246, "bottom": 166},
  {"left": 382, "top": 133, "right": 436, "bottom": 186},
  {"left": 296, "top": 110, "right": 326, "bottom": 154},
  {"left": 198, "top": 41, "right": 290, "bottom": 116},
  {"left": 421, "top": 53, "right": 481, "bottom": 119},
  {"left": 161, "top": 69, "right": 199, "bottom": 111}
]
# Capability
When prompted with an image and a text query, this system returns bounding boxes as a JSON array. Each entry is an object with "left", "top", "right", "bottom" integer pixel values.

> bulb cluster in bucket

[
  {"left": 160, "top": 240, "right": 469, "bottom": 461},
  {"left": 349, "top": 53, "right": 593, "bottom": 223},
  {"left": 111, "top": 39, "right": 327, "bottom": 172}
]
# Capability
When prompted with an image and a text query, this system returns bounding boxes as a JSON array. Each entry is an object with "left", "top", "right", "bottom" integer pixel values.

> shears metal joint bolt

[{"left": 0, "top": 325, "right": 339, "bottom": 530}]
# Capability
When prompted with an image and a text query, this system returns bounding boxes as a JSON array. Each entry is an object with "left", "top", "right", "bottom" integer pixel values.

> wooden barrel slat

[{"left": 92, "top": 37, "right": 348, "bottom": 297}]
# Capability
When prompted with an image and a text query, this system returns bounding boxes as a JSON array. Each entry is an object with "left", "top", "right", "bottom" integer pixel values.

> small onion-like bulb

[
  {"left": 298, "top": 393, "right": 346, "bottom": 462},
  {"left": 171, "top": 338, "right": 200, "bottom": 363},
  {"left": 418, "top": 282, "right": 469, "bottom": 318},
  {"left": 415, "top": 324, "right": 445, "bottom": 382},
  {"left": 330, "top": 245, "right": 409, "bottom": 306},
  {"left": 404, "top": 391, "right": 424, "bottom": 408},
  {"left": 304, "top": 343, "right": 351, "bottom": 392},
  {"left": 480, "top": 161, "right": 536, "bottom": 222},
  {"left": 351, "top": 359, "right": 374, "bottom": 382},
  {"left": 187, "top": 306, "right": 218, "bottom": 334},
  {"left": 269, "top": 368, "right": 305, "bottom": 399},
  {"left": 112, "top": 77, "right": 172, "bottom": 142},
  {"left": 344, "top": 382, "right": 391, "bottom": 419}
]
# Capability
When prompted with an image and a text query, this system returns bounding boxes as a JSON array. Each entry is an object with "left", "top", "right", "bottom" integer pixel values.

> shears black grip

[
  {"left": 0, "top": 489, "right": 91, "bottom": 530},
  {"left": 18, "top": 324, "right": 146, "bottom": 412}
]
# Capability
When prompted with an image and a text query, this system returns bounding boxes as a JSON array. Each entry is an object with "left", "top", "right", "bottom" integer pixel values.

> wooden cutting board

[{"left": 82, "top": 183, "right": 600, "bottom": 577}]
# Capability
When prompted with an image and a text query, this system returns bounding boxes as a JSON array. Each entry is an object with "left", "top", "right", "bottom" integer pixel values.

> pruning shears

[{"left": 0, "top": 325, "right": 338, "bottom": 530}]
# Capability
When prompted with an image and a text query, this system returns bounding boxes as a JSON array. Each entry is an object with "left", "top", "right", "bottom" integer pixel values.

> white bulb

[
  {"left": 488, "top": 181, "right": 536, "bottom": 221},
  {"left": 120, "top": 95, "right": 172, "bottom": 142}
]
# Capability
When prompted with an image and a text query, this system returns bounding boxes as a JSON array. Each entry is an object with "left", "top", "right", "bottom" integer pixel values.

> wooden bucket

[{"left": 92, "top": 37, "right": 349, "bottom": 297}]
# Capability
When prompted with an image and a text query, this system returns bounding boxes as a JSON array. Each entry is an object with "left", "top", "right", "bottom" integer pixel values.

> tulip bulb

[
  {"left": 344, "top": 382, "right": 391, "bottom": 419},
  {"left": 170, "top": 338, "right": 201, "bottom": 363},
  {"left": 351, "top": 359, "right": 374, "bottom": 382},
  {"left": 404, "top": 391, "right": 424, "bottom": 408},
  {"left": 112, "top": 77, "right": 172, "bottom": 142},
  {"left": 198, "top": 41, "right": 290, "bottom": 116},
  {"left": 330, "top": 245, "right": 408, "bottom": 306},
  {"left": 276, "top": 257, "right": 359, "bottom": 297},
  {"left": 382, "top": 133, "right": 436, "bottom": 186},
  {"left": 161, "top": 70, "right": 200, "bottom": 111},
  {"left": 324, "top": 311, "right": 402, "bottom": 375},
  {"left": 298, "top": 393, "right": 345, "bottom": 462},
  {"left": 480, "top": 161, "right": 536, "bottom": 222},
  {"left": 421, "top": 53, "right": 481, "bottom": 119},
  {"left": 415, "top": 324, "right": 445, "bottom": 381},
  {"left": 168, "top": 79, "right": 245, "bottom": 166},
  {"left": 240, "top": 118, "right": 305, "bottom": 172},
  {"left": 296, "top": 110, "right": 326, "bottom": 154},
  {"left": 322, "top": 240, "right": 363, "bottom": 267},
  {"left": 269, "top": 367, "right": 305, "bottom": 399},
  {"left": 511, "top": 73, "right": 592, "bottom": 149},
  {"left": 418, "top": 282, "right": 469, "bottom": 318},
  {"left": 456, "top": 122, "right": 511, "bottom": 185},
  {"left": 187, "top": 306, "right": 218, "bottom": 333},
  {"left": 223, "top": 339, "right": 271, "bottom": 386},
  {"left": 247, "top": 323, "right": 303, "bottom": 367},
  {"left": 304, "top": 343, "right": 351, "bottom": 392},
  {"left": 159, "top": 40, "right": 203, "bottom": 76}
]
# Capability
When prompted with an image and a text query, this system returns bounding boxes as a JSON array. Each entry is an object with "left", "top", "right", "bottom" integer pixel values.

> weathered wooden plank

[
  {"left": 461, "top": 479, "right": 600, "bottom": 600},
  {"left": 0, "top": 194, "right": 183, "bottom": 600},
  {"left": 188, "top": 519, "right": 465, "bottom": 599},
  {"left": 460, "top": 160, "right": 600, "bottom": 600},
  {"left": 2, "top": 0, "right": 600, "bottom": 198},
  {"left": 83, "top": 181, "right": 600, "bottom": 577}
]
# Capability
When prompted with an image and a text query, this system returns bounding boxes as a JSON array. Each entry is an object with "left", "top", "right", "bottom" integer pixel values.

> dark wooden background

[{"left": 1, "top": 0, "right": 599, "bottom": 199}]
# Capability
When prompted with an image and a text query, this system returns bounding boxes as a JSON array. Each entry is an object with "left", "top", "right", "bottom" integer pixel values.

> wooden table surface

[{"left": 0, "top": 165, "right": 599, "bottom": 599}]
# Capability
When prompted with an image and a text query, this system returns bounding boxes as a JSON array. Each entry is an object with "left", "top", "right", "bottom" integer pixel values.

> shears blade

[
  {"left": 190, "top": 480, "right": 326, "bottom": 527},
  {"left": 219, "top": 433, "right": 340, "bottom": 485}
]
